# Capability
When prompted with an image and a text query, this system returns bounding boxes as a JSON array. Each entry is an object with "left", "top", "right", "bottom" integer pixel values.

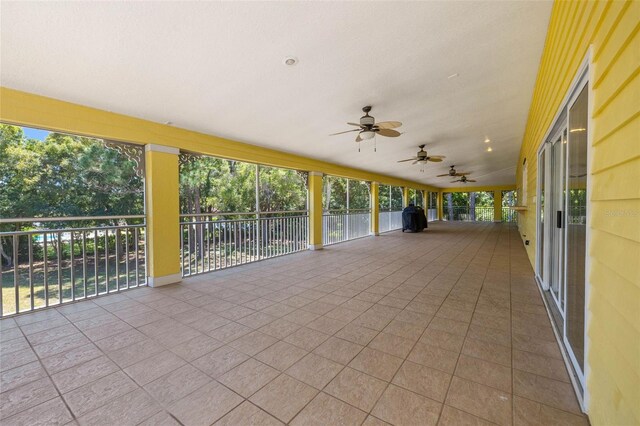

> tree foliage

[{"left": 0, "top": 124, "right": 144, "bottom": 222}]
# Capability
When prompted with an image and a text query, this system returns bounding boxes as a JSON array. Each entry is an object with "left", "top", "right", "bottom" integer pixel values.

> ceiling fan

[
  {"left": 329, "top": 106, "right": 402, "bottom": 150},
  {"left": 451, "top": 175, "right": 476, "bottom": 184},
  {"left": 397, "top": 145, "right": 445, "bottom": 172},
  {"left": 437, "top": 165, "right": 471, "bottom": 177}
]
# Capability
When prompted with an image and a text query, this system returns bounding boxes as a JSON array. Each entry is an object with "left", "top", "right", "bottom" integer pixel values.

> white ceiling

[{"left": 0, "top": 1, "right": 552, "bottom": 188}]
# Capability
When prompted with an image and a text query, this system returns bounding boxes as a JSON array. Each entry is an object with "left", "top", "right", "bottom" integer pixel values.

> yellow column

[
  {"left": 494, "top": 190, "right": 502, "bottom": 222},
  {"left": 437, "top": 191, "right": 443, "bottom": 220},
  {"left": 145, "top": 144, "right": 181, "bottom": 287},
  {"left": 403, "top": 187, "right": 410, "bottom": 207},
  {"left": 422, "top": 190, "right": 428, "bottom": 211},
  {"left": 371, "top": 182, "right": 380, "bottom": 236},
  {"left": 308, "top": 172, "right": 324, "bottom": 250}
]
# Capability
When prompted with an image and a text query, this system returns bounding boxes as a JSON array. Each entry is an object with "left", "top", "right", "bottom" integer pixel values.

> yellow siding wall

[{"left": 516, "top": 1, "right": 640, "bottom": 424}]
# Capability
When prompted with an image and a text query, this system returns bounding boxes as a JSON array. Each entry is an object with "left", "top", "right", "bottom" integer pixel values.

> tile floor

[{"left": 0, "top": 222, "right": 589, "bottom": 425}]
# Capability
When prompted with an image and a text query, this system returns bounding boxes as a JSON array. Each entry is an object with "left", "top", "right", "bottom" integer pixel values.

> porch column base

[
  {"left": 308, "top": 243, "right": 323, "bottom": 251},
  {"left": 371, "top": 232, "right": 380, "bottom": 236},
  {"left": 148, "top": 273, "right": 182, "bottom": 288}
]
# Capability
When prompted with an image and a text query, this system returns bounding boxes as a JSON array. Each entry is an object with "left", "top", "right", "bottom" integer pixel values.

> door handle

[{"left": 556, "top": 210, "right": 563, "bottom": 228}]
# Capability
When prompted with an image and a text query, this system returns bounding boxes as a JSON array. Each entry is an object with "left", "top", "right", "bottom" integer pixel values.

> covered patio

[{"left": 0, "top": 222, "right": 586, "bottom": 425}]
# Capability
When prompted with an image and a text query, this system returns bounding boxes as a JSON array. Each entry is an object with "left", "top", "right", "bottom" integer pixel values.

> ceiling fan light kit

[{"left": 330, "top": 106, "right": 402, "bottom": 151}]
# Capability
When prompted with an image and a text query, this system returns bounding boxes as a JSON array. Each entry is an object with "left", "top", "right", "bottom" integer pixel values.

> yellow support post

[
  {"left": 371, "top": 182, "right": 380, "bottom": 236},
  {"left": 402, "top": 187, "right": 410, "bottom": 208},
  {"left": 494, "top": 190, "right": 502, "bottom": 222},
  {"left": 437, "top": 191, "right": 443, "bottom": 220},
  {"left": 145, "top": 144, "right": 181, "bottom": 287},
  {"left": 308, "top": 172, "right": 323, "bottom": 250}
]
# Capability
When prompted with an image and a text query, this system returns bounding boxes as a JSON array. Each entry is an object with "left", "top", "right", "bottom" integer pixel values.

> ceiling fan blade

[
  {"left": 428, "top": 155, "right": 446, "bottom": 159},
  {"left": 451, "top": 180, "right": 461, "bottom": 183},
  {"left": 355, "top": 134, "right": 363, "bottom": 143},
  {"left": 397, "top": 158, "right": 416, "bottom": 163},
  {"left": 436, "top": 174, "right": 450, "bottom": 177},
  {"left": 329, "top": 129, "right": 360, "bottom": 136},
  {"left": 347, "top": 122, "right": 362, "bottom": 127},
  {"left": 427, "top": 157, "right": 443, "bottom": 162},
  {"left": 467, "top": 180, "right": 477, "bottom": 182},
  {"left": 375, "top": 121, "right": 402, "bottom": 129},
  {"left": 412, "top": 161, "right": 418, "bottom": 165},
  {"left": 376, "top": 129, "right": 401, "bottom": 137},
  {"left": 455, "top": 171, "right": 471, "bottom": 175}
]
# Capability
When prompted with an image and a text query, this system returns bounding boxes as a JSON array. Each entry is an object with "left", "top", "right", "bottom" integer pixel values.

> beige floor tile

[
  {"left": 258, "top": 318, "right": 301, "bottom": 339},
  {"left": 168, "top": 381, "right": 243, "bottom": 426},
  {"left": 445, "top": 376, "right": 512, "bottom": 426},
  {"left": 362, "top": 415, "right": 392, "bottom": 425},
  {"left": 123, "top": 351, "right": 186, "bottom": 386},
  {"left": 335, "top": 323, "right": 379, "bottom": 346},
  {"left": 512, "top": 333, "right": 562, "bottom": 360},
  {"left": 513, "top": 395, "right": 589, "bottom": 425},
  {"left": 41, "top": 343, "right": 103, "bottom": 375},
  {"left": 282, "top": 309, "right": 321, "bottom": 326},
  {"left": 428, "top": 316, "right": 470, "bottom": 337},
  {"left": 462, "top": 337, "right": 511, "bottom": 367},
  {"left": 466, "top": 324, "right": 511, "bottom": 348},
  {"left": 77, "top": 388, "right": 162, "bottom": 426},
  {"left": 63, "top": 371, "right": 138, "bottom": 416},
  {"left": 2, "top": 397, "right": 72, "bottom": 426},
  {"left": 513, "top": 370, "right": 582, "bottom": 414},
  {"left": 306, "top": 316, "right": 348, "bottom": 335},
  {"left": 371, "top": 384, "right": 440, "bottom": 426},
  {"left": 455, "top": 354, "right": 512, "bottom": 393},
  {"left": 205, "top": 322, "right": 252, "bottom": 343},
  {"left": 228, "top": 331, "right": 278, "bottom": 356},
  {"left": 215, "top": 401, "right": 283, "bottom": 426},
  {"left": 51, "top": 356, "right": 118, "bottom": 394},
  {"left": 32, "top": 333, "right": 91, "bottom": 358},
  {"left": 283, "top": 327, "right": 330, "bottom": 351},
  {"left": 291, "top": 392, "right": 367, "bottom": 426},
  {"left": 439, "top": 405, "right": 495, "bottom": 425},
  {"left": 313, "top": 336, "right": 364, "bottom": 365},
  {"left": 286, "top": 353, "right": 343, "bottom": 389},
  {"left": 192, "top": 345, "right": 250, "bottom": 378},
  {"left": 512, "top": 350, "right": 570, "bottom": 383},
  {"left": 0, "top": 377, "right": 58, "bottom": 420},
  {"left": 168, "top": 334, "right": 224, "bottom": 362},
  {"left": 407, "top": 341, "right": 459, "bottom": 374},
  {"left": 382, "top": 319, "right": 425, "bottom": 340},
  {"left": 325, "top": 367, "right": 387, "bottom": 412},
  {"left": 249, "top": 374, "right": 318, "bottom": 423},
  {"left": 420, "top": 329, "right": 465, "bottom": 353},
  {"left": 144, "top": 364, "right": 211, "bottom": 405},
  {"left": 218, "top": 358, "right": 280, "bottom": 397},
  {"left": 138, "top": 411, "right": 182, "bottom": 426},
  {"left": 348, "top": 347, "right": 403, "bottom": 381},
  {"left": 368, "top": 332, "right": 416, "bottom": 358},
  {"left": 255, "top": 340, "right": 308, "bottom": 371},
  {"left": 392, "top": 360, "right": 451, "bottom": 402}
]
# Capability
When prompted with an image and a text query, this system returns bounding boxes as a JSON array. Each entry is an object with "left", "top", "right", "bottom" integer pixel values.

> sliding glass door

[{"left": 536, "top": 73, "right": 588, "bottom": 394}]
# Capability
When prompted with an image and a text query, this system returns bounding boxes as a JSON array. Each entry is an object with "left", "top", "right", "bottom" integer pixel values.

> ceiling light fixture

[
  {"left": 359, "top": 130, "right": 375, "bottom": 140},
  {"left": 487, "top": 147, "right": 493, "bottom": 152},
  {"left": 484, "top": 137, "right": 490, "bottom": 143},
  {"left": 283, "top": 57, "right": 298, "bottom": 66},
  {"left": 447, "top": 73, "right": 459, "bottom": 79}
]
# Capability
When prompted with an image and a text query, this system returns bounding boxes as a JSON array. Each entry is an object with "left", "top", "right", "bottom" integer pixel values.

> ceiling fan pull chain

[{"left": 374, "top": 135, "right": 377, "bottom": 152}]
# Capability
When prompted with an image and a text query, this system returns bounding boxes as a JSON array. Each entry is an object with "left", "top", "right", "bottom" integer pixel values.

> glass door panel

[
  {"left": 549, "top": 131, "right": 566, "bottom": 315},
  {"left": 566, "top": 85, "right": 588, "bottom": 374}
]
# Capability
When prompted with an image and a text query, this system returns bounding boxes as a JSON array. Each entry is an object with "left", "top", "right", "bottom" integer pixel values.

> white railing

[
  {"left": 322, "top": 210, "right": 371, "bottom": 246},
  {"left": 501, "top": 207, "right": 518, "bottom": 223},
  {"left": 0, "top": 216, "right": 146, "bottom": 317},
  {"left": 427, "top": 208, "right": 438, "bottom": 222},
  {"left": 379, "top": 210, "right": 403, "bottom": 233},
  {"left": 180, "top": 212, "right": 308, "bottom": 277},
  {"left": 443, "top": 206, "right": 494, "bottom": 222}
]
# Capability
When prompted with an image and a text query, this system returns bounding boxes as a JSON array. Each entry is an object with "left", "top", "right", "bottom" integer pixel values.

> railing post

[
  {"left": 308, "top": 172, "right": 323, "bottom": 250},
  {"left": 494, "top": 190, "right": 502, "bottom": 222},
  {"left": 371, "top": 182, "right": 380, "bottom": 236},
  {"left": 145, "top": 144, "right": 181, "bottom": 287}
]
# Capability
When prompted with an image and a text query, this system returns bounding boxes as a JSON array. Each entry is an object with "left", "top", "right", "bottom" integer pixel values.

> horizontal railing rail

[
  {"left": 443, "top": 206, "right": 494, "bottom": 222},
  {"left": 180, "top": 212, "right": 309, "bottom": 277},
  {"left": 0, "top": 219, "right": 147, "bottom": 317},
  {"left": 379, "top": 210, "right": 403, "bottom": 233},
  {"left": 322, "top": 210, "right": 371, "bottom": 246},
  {"left": 0, "top": 215, "right": 146, "bottom": 224}
]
